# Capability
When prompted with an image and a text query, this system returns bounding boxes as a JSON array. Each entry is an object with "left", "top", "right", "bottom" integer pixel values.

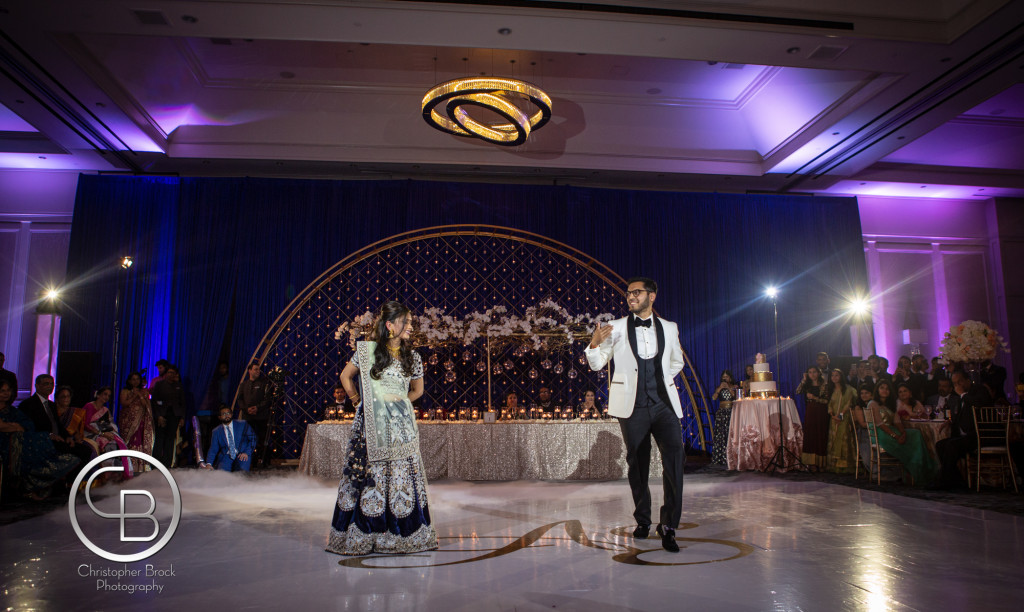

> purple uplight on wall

[
  {"left": 823, "top": 181, "right": 1009, "bottom": 199},
  {"left": 149, "top": 103, "right": 271, "bottom": 135}
]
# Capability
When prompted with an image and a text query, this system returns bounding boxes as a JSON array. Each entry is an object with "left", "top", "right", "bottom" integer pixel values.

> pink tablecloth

[{"left": 727, "top": 398, "right": 804, "bottom": 472}]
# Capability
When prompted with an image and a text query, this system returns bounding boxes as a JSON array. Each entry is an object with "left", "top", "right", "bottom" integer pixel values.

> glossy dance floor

[{"left": 2, "top": 471, "right": 1023, "bottom": 611}]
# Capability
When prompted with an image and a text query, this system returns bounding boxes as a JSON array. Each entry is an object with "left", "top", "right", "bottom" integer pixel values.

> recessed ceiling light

[
  {"left": 38, "top": 156, "right": 46, "bottom": 159},
  {"left": 181, "top": 15, "right": 198, "bottom": 23},
  {"left": 646, "top": 88, "right": 662, "bottom": 95},
  {"left": 897, "top": 136, "right": 905, "bottom": 140},
  {"left": 280, "top": 71, "right": 295, "bottom": 79},
  {"left": 940, "top": 57, "right": 951, "bottom": 62},
  {"left": 786, "top": 47, "right": 801, "bottom": 54},
  {"left": 498, "top": 28, "right": 511, "bottom": 35},
  {"left": 832, "top": 131, "right": 840, "bottom": 135}
]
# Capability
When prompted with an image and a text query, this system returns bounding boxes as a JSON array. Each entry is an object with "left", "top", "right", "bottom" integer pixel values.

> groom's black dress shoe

[
  {"left": 656, "top": 524, "right": 679, "bottom": 553},
  {"left": 632, "top": 524, "right": 650, "bottom": 538}
]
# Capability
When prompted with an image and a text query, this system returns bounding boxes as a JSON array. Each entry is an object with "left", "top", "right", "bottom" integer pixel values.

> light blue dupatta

[{"left": 356, "top": 341, "right": 420, "bottom": 463}]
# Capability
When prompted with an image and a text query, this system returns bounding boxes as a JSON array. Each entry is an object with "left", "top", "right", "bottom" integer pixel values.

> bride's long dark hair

[{"left": 369, "top": 301, "right": 415, "bottom": 380}]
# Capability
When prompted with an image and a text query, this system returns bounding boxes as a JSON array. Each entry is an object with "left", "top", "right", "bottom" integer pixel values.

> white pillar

[
  {"left": 931, "top": 243, "right": 950, "bottom": 345},
  {"left": 864, "top": 240, "right": 887, "bottom": 359},
  {"left": 33, "top": 313, "right": 61, "bottom": 379}
]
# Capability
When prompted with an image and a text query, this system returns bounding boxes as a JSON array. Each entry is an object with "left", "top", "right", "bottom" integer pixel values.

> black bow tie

[{"left": 634, "top": 318, "right": 652, "bottom": 328}]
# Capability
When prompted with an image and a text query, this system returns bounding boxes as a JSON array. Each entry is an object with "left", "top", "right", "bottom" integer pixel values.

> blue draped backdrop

[{"left": 60, "top": 175, "right": 867, "bottom": 448}]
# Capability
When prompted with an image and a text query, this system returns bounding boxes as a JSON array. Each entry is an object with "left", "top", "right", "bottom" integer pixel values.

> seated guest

[
  {"left": 576, "top": 389, "right": 603, "bottom": 420},
  {"left": 54, "top": 385, "right": 86, "bottom": 444},
  {"left": 980, "top": 359, "right": 1007, "bottom": 402},
  {"left": 711, "top": 370, "right": 738, "bottom": 466},
  {"left": 500, "top": 391, "right": 520, "bottom": 420},
  {"left": 324, "top": 383, "right": 355, "bottom": 420},
  {"left": 923, "top": 357, "right": 946, "bottom": 402},
  {"left": 535, "top": 387, "right": 555, "bottom": 414},
  {"left": 203, "top": 406, "right": 256, "bottom": 472},
  {"left": 0, "top": 380, "right": 80, "bottom": 500},
  {"left": 926, "top": 377, "right": 954, "bottom": 418},
  {"left": 119, "top": 372, "right": 154, "bottom": 474},
  {"left": 934, "top": 370, "right": 994, "bottom": 489},
  {"left": 910, "top": 355, "right": 929, "bottom": 400},
  {"left": 17, "top": 374, "right": 92, "bottom": 472},
  {"left": 866, "top": 380, "right": 938, "bottom": 486},
  {"left": 895, "top": 383, "right": 928, "bottom": 420},
  {"left": 0, "top": 351, "right": 16, "bottom": 396},
  {"left": 83, "top": 387, "right": 133, "bottom": 479}
]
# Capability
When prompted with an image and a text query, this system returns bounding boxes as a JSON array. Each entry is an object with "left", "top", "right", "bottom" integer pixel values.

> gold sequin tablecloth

[{"left": 298, "top": 421, "right": 663, "bottom": 481}]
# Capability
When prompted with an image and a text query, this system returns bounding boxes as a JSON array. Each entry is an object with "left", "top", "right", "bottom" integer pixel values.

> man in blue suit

[{"left": 203, "top": 406, "right": 256, "bottom": 472}]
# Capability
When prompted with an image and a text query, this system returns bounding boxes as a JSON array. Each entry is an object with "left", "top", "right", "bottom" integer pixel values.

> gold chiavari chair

[
  {"left": 863, "top": 404, "right": 910, "bottom": 485},
  {"left": 968, "top": 406, "right": 1018, "bottom": 493}
]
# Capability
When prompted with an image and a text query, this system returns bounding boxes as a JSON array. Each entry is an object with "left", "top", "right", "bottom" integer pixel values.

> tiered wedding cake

[{"left": 748, "top": 353, "right": 778, "bottom": 399}]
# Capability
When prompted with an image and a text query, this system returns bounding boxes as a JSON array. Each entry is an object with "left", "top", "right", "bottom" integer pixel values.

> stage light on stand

[{"left": 765, "top": 286, "right": 778, "bottom": 299}]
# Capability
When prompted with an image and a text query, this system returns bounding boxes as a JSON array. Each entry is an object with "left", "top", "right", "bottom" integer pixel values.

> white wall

[
  {"left": 857, "top": 196, "right": 1010, "bottom": 387},
  {"left": 0, "top": 170, "right": 78, "bottom": 397}
]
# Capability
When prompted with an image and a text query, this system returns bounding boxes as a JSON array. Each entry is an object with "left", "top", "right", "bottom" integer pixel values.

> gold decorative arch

[{"left": 242, "top": 225, "right": 712, "bottom": 460}]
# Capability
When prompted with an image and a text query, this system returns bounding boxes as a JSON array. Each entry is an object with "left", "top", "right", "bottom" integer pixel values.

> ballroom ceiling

[{"left": 1, "top": 0, "right": 1023, "bottom": 197}]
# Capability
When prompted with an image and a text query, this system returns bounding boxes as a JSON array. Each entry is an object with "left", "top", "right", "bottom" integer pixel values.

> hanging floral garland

[{"left": 336, "top": 299, "right": 615, "bottom": 352}]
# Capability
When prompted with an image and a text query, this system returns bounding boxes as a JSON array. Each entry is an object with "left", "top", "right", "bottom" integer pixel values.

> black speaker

[{"left": 56, "top": 351, "right": 99, "bottom": 408}]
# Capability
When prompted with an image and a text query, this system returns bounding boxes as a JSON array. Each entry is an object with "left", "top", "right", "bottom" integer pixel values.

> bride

[{"left": 326, "top": 301, "right": 439, "bottom": 555}]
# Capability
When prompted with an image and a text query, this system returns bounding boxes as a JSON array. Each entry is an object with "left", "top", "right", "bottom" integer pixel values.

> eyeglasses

[{"left": 625, "top": 289, "right": 648, "bottom": 298}]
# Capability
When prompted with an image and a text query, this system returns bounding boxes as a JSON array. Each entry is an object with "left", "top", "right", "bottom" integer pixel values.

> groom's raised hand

[{"left": 589, "top": 322, "right": 613, "bottom": 349}]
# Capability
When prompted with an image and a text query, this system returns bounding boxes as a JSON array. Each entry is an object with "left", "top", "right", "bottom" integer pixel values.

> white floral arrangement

[
  {"left": 938, "top": 320, "right": 1010, "bottom": 364},
  {"left": 335, "top": 299, "right": 614, "bottom": 352}
]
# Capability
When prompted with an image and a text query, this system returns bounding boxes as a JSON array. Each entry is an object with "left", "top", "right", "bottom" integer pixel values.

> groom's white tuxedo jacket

[{"left": 584, "top": 315, "right": 686, "bottom": 419}]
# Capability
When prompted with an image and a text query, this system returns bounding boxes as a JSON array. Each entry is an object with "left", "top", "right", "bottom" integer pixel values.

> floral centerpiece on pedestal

[{"left": 938, "top": 320, "right": 1009, "bottom": 366}]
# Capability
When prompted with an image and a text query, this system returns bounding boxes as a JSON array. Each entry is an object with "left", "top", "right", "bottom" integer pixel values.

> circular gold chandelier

[{"left": 421, "top": 77, "right": 552, "bottom": 146}]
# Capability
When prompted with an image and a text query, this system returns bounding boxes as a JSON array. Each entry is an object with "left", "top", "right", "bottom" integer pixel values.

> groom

[{"left": 585, "top": 277, "right": 686, "bottom": 552}]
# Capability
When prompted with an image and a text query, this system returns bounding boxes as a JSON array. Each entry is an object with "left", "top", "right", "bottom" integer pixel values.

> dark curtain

[
  {"left": 59, "top": 175, "right": 179, "bottom": 413},
  {"left": 61, "top": 176, "right": 866, "bottom": 424}
]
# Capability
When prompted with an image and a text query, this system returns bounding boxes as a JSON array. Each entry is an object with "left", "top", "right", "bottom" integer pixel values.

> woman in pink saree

[
  {"left": 117, "top": 372, "right": 153, "bottom": 474},
  {"left": 83, "top": 386, "right": 133, "bottom": 478}
]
